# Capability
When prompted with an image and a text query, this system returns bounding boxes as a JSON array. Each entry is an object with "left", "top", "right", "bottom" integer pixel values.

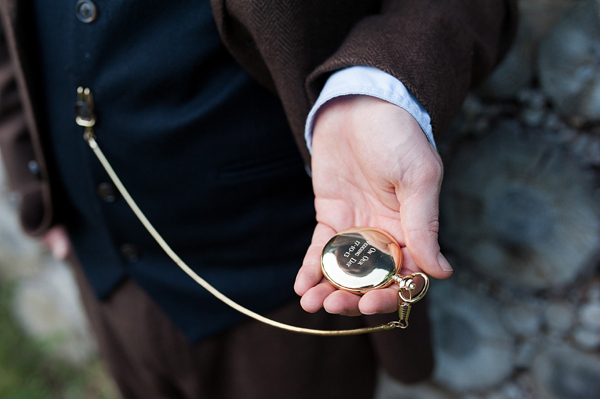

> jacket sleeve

[
  {"left": 211, "top": 0, "right": 518, "bottom": 159},
  {"left": 306, "top": 0, "right": 519, "bottom": 137},
  {"left": 0, "top": 19, "right": 55, "bottom": 236}
]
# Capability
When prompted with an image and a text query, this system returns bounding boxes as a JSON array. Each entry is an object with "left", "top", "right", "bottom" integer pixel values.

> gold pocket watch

[{"left": 321, "top": 227, "right": 429, "bottom": 328}]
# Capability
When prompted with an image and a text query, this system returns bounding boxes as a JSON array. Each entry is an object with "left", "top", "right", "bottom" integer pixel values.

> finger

[
  {"left": 43, "top": 225, "right": 71, "bottom": 260},
  {"left": 398, "top": 247, "right": 421, "bottom": 276},
  {"left": 398, "top": 154, "right": 453, "bottom": 279},
  {"left": 359, "top": 286, "right": 398, "bottom": 314},
  {"left": 300, "top": 281, "right": 336, "bottom": 313},
  {"left": 323, "top": 290, "right": 362, "bottom": 316},
  {"left": 295, "top": 222, "right": 336, "bottom": 295}
]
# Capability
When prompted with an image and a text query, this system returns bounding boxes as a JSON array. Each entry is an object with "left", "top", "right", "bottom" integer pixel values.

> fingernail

[{"left": 438, "top": 252, "right": 453, "bottom": 272}]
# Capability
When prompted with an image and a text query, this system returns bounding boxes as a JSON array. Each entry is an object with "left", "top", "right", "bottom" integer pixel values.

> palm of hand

[{"left": 294, "top": 96, "right": 450, "bottom": 316}]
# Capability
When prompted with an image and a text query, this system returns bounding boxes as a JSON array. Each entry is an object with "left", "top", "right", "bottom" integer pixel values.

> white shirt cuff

[{"left": 304, "top": 66, "right": 435, "bottom": 154}]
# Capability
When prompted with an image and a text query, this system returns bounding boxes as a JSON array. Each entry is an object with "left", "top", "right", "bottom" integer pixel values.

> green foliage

[{"left": 0, "top": 280, "right": 118, "bottom": 399}]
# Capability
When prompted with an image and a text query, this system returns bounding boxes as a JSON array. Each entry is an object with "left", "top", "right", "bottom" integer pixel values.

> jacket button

[
  {"left": 119, "top": 244, "right": 141, "bottom": 263},
  {"left": 97, "top": 182, "right": 118, "bottom": 203},
  {"left": 28, "top": 160, "right": 41, "bottom": 178},
  {"left": 75, "top": 0, "right": 98, "bottom": 23}
]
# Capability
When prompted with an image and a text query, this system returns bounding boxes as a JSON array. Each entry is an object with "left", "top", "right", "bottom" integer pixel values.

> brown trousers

[{"left": 71, "top": 257, "right": 433, "bottom": 399}]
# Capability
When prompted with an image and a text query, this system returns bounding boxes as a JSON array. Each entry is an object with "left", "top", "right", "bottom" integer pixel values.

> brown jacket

[{"left": 0, "top": 0, "right": 516, "bottom": 238}]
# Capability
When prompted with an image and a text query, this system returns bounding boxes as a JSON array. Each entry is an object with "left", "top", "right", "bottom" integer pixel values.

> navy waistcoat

[{"left": 32, "top": 0, "right": 316, "bottom": 341}]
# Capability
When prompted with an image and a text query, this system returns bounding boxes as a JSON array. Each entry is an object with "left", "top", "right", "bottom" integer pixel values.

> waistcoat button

[
  {"left": 119, "top": 244, "right": 141, "bottom": 263},
  {"left": 75, "top": 0, "right": 98, "bottom": 24},
  {"left": 97, "top": 182, "right": 118, "bottom": 203}
]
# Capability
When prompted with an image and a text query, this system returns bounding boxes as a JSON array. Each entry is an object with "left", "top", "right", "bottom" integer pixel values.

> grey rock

[
  {"left": 0, "top": 199, "right": 45, "bottom": 279},
  {"left": 532, "top": 343, "right": 600, "bottom": 399},
  {"left": 572, "top": 328, "right": 600, "bottom": 350},
  {"left": 501, "top": 382, "right": 526, "bottom": 399},
  {"left": 515, "top": 340, "right": 540, "bottom": 368},
  {"left": 521, "top": 108, "right": 546, "bottom": 128},
  {"left": 578, "top": 302, "right": 600, "bottom": 331},
  {"left": 545, "top": 301, "right": 575, "bottom": 335},
  {"left": 486, "top": 391, "right": 505, "bottom": 399},
  {"left": 538, "top": 1, "right": 600, "bottom": 122},
  {"left": 11, "top": 259, "right": 97, "bottom": 365},
  {"left": 543, "top": 113, "right": 563, "bottom": 133},
  {"left": 486, "top": 383, "right": 525, "bottom": 399},
  {"left": 477, "top": 21, "right": 535, "bottom": 99},
  {"left": 517, "top": 89, "right": 547, "bottom": 110},
  {"left": 554, "top": 126, "right": 578, "bottom": 143},
  {"left": 375, "top": 373, "right": 450, "bottom": 399},
  {"left": 440, "top": 121, "right": 600, "bottom": 290},
  {"left": 520, "top": 0, "right": 581, "bottom": 40},
  {"left": 572, "top": 134, "right": 600, "bottom": 166},
  {"left": 588, "top": 281, "right": 600, "bottom": 302},
  {"left": 502, "top": 302, "right": 542, "bottom": 337},
  {"left": 430, "top": 280, "right": 515, "bottom": 391},
  {"left": 0, "top": 156, "right": 44, "bottom": 280}
]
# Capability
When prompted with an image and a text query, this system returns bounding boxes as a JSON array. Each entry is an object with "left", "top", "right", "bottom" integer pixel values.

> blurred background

[{"left": 1, "top": 0, "right": 600, "bottom": 398}]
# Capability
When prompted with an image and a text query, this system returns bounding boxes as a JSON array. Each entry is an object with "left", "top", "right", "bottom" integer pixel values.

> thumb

[{"left": 397, "top": 155, "right": 453, "bottom": 279}]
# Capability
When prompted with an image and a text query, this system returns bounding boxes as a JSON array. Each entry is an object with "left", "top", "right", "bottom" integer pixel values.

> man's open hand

[{"left": 294, "top": 96, "right": 452, "bottom": 316}]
